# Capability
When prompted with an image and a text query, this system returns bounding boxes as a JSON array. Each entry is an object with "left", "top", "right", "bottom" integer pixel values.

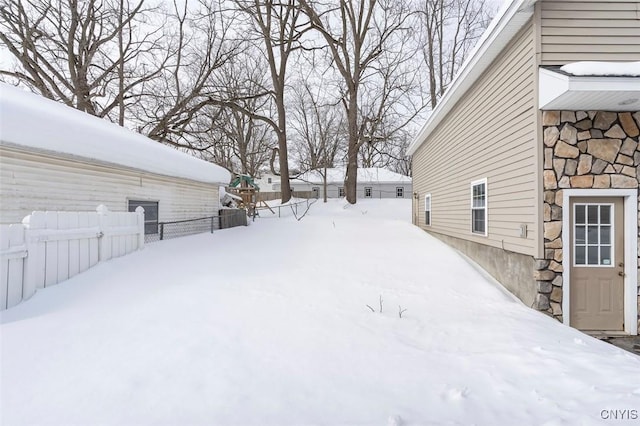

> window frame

[
  {"left": 128, "top": 199, "right": 159, "bottom": 235},
  {"left": 470, "top": 178, "right": 488, "bottom": 236},
  {"left": 572, "top": 202, "right": 616, "bottom": 268},
  {"left": 365, "top": 187, "right": 372, "bottom": 198},
  {"left": 396, "top": 187, "right": 404, "bottom": 198},
  {"left": 424, "top": 193, "right": 432, "bottom": 226}
]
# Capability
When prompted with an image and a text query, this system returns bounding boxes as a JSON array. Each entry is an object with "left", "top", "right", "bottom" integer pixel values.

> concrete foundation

[{"left": 427, "top": 231, "right": 538, "bottom": 308}]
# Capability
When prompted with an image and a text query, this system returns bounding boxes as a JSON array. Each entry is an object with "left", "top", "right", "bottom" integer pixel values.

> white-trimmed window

[
  {"left": 338, "top": 187, "right": 345, "bottom": 197},
  {"left": 365, "top": 187, "right": 372, "bottom": 198},
  {"left": 470, "top": 179, "right": 487, "bottom": 235},
  {"left": 396, "top": 187, "right": 404, "bottom": 198},
  {"left": 424, "top": 194, "right": 432, "bottom": 226}
]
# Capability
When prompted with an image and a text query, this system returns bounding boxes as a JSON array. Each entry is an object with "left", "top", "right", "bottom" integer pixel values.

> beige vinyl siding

[
  {"left": 0, "top": 146, "right": 221, "bottom": 224},
  {"left": 539, "top": 0, "right": 640, "bottom": 65},
  {"left": 412, "top": 20, "right": 538, "bottom": 256}
]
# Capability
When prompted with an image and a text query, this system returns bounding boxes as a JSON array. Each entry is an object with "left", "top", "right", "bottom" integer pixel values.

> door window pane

[
  {"left": 575, "top": 205, "right": 585, "bottom": 224},
  {"left": 600, "top": 226, "right": 611, "bottom": 245},
  {"left": 600, "top": 246, "right": 611, "bottom": 265},
  {"left": 575, "top": 246, "right": 586, "bottom": 265},
  {"left": 600, "top": 205, "right": 611, "bottom": 224},
  {"left": 587, "top": 205, "right": 598, "bottom": 224},
  {"left": 575, "top": 226, "right": 585, "bottom": 244},
  {"left": 587, "top": 246, "right": 599, "bottom": 265},
  {"left": 587, "top": 226, "right": 599, "bottom": 244}
]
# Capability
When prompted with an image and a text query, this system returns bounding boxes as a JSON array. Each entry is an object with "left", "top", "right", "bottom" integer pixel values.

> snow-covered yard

[{"left": 1, "top": 199, "right": 639, "bottom": 425}]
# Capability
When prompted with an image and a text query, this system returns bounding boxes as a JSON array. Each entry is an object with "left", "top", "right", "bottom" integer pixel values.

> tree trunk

[
  {"left": 117, "top": 0, "right": 125, "bottom": 126},
  {"left": 323, "top": 166, "right": 327, "bottom": 203},
  {"left": 345, "top": 142, "right": 359, "bottom": 203},
  {"left": 345, "top": 94, "right": 359, "bottom": 204},
  {"left": 277, "top": 94, "right": 292, "bottom": 203},
  {"left": 278, "top": 131, "right": 292, "bottom": 203}
]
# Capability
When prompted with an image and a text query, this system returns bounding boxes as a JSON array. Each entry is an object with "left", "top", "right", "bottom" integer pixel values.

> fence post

[
  {"left": 160, "top": 223, "right": 164, "bottom": 240},
  {"left": 21, "top": 213, "right": 37, "bottom": 299},
  {"left": 278, "top": 206, "right": 281, "bottom": 218},
  {"left": 135, "top": 206, "right": 145, "bottom": 249},
  {"left": 210, "top": 216, "right": 214, "bottom": 233},
  {"left": 1, "top": 223, "right": 27, "bottom": 309},
  {"left": 96, "top": 204, "right": 111, "bottom": 262}
]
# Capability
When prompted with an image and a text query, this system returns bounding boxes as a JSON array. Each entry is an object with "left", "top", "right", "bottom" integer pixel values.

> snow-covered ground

[{"left": 1, "top": 199, "right": 639, "bottom": 425}]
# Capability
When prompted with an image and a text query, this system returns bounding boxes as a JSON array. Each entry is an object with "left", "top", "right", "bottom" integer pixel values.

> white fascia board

[
  {"left": 539, "top": 68, "right": 640, "bottom": 110},
  {"left": 407, "top": 0, "right": 536, "bottom": 156},
  {"left": 568, "top": 77, "right": 640, "bottom": 92},
  {"left": 539, "top": 68, "right": 570, "bottom": 109}
]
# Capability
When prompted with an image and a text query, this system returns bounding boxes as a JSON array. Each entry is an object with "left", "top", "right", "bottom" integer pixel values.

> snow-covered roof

[
  {"left": 0, "top": 84, "right": 230, "bottom": 184},
  {"left": 560, "top": 61, "right": 640, "bottom": 77},
  {"left": 296, "top": 167, "right": 411, "bottom": 184}
]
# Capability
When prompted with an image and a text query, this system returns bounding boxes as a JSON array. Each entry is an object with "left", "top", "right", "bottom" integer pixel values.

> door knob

[
  {"left": 618, "top": 271, "right": 626, "bottom": 277},
  {"left": 618, "top": 262, "right": 624, "bottom": 267}
]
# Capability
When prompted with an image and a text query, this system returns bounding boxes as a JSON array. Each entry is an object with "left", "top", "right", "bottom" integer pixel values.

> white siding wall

[
  {"left": 412, "top": 21, "right": 538, "bottom": 256},
  {"left": 0, "top": 147, "right": 221, "bottom": 224},
  {"left": 540, "top": 0, "right": 640, "bottom": 65}
]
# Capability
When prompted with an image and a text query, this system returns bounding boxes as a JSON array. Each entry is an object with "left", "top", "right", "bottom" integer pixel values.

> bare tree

[
  {"left": 289, "top": 79, "right": 345, "bottom": 201},
  {"left": 137, "top": 0, "right": 240, "bottom": 150},
  {"left": 227, "top": 0, "right": 312, "bottom": 203},
  {"left": 298, "top": 0, "right": 417, "bottom": 204},
  {"left": 419, "top": 0, "right": 492, "bottom": 108},
  {"left": 201, "top": 54, "right": 275, "bottom": 176},
  {"left": 290, "top": 80, "right": 344, "bottom": 171},
  {"left": 0, "top": 0, "right": 166, "bottom": 123}
]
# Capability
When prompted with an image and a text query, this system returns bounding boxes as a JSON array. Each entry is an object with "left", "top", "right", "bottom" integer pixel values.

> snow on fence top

[
  {"left": 0, "top": 84, "right": 230, "bottom": 184},
  {"left": 296, "top": 167, "right": 411, "bottom": 184},
  {"left": 560, "top": 61, "right": 640, "bottom": 77}
]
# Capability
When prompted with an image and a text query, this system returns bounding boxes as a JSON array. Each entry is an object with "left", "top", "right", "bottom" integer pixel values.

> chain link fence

[
  {"left": 254, "top": 199, "right": 315, "bottom": 220},
  {"left": 145, "top": 209, "right": 247, "bottom": 243}
]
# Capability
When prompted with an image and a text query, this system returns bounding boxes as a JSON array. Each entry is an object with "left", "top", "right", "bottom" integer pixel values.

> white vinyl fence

[{"left": 0, "top": 205, "right": 144, "bottom": 310}]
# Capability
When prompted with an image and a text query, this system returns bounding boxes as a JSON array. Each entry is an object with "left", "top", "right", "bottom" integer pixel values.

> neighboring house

[
  {"left": 0, "top": 84, "right": 230, "bottom": 238},
  {"left": 264, "top": 167, "right": 412, "bottom": 199},
  {"left": 408, "top": 0, "right": 639, "bottom": 335},
  {"left": 254, "top": 174, "right": 279, "bottom": 192}
]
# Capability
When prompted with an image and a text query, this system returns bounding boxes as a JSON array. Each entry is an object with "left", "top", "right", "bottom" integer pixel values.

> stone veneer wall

[{"left": 537, "top": 110, "right": 640, "bottom": 324}]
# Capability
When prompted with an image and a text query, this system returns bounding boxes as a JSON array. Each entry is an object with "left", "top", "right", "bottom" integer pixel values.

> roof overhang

[
  {"left": 539, "top": 68, "right": 640, "bottom": 111},
  {"left": 407, "top": 0, "right": 537, "bottom": 156}
]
